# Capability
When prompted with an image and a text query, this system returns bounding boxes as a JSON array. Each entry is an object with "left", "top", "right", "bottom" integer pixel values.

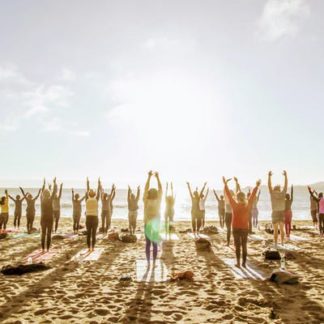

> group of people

[{"left": 0, "top": 170, "right": 322, "bottom": 268}]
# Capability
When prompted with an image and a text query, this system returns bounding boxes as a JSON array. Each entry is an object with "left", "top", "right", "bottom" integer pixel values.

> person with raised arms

[
  {"left": 72, "top": 189, "right": 86, "bottom": 234},
  {"left": 164, "top": 182, "right": 175, "bottom": 235},
  {"left": 224, "top": 177, "right": 261, "bottom": 268},
  {"left": 284, "top": 185, "right": 294, "bottom": 240},
  {"left": 213, "top": 190, "right": 225, "bottom": 228},
  {"left": 268, "top": 170, "right": 288, "bottom": 247},
  {"left": 309, "top": 189, "right": 319, "bottom": 229},
  {"left": 52, "top": 178, "right": 63, "bottom": 233},
  {"left": 0, "top": 190, "right": 9, "bottom": 232},
  {"left": 100, "top": 183, "right": 116, "bottom": 233},
  {"left": 187, "top": 182, "right": 207, "bottom": 235},
  {"left": 8, "top": 192, "right": 25, "bottom": 229},
  {"left": 85, "top": 177, "right": 101, "bottom": 252},
  {"left": 224, "top": 180, "right": 235, "bottom": 246},
  {"left": 20, "top": 186, "right": 41, "bottom": 234},
  {"left": 127, "top": 185, "right": 140, "bottom": 235},
  {"left": 143, "top": 171, "right": 162, "bottom": 266},
  {"left": 40, "top": 179, "right": 57, "bottom": 252},
  {"left": 308, "top": 186, "right": 324, "bottom": 236},
  {"left": 252, "top": 190, "right": 261, "bottom": 229},
  {"left": 199, "top": 186, "right": 209, "bottom": 230}
]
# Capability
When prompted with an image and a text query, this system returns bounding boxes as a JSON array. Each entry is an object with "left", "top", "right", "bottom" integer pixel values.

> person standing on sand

[
  {"left": 52, "top": 178, "right": 63, "bottom": 233},
  {"left": 127, "top": 185, "right": 140, "bottom": 235},
  {"left": 251, "top": 190, "right": 261, "bottom": 229},
  {"left": 308, "top": 187, "right": 324, "bottom": 236},
  {"left": 268, "top": 170, "right": 288, "bottom": 247},
  {"left": 143, "top": 171, "right": 162, "bottom": 265},
  {"left": 213, "top": 190, "right": 225, "bottom": 228},
  {"left": 20, "top": 187, "right": 41, "bottom": 234},
  {"left": 40, "top": 179, "right": 57, "bottom": 252},
  {"left": 164, "top": 182, "right": 175, "bottom": 235},
  {"left": 224, "top": 183, "right": 234, "bottom": 246},
  {"left": 284, "top": 186, "right": 294, "bottom": 240},
  {"left": 8, "top": 193, "right": 25, "bottom": 229},
  {"left": 100, "top": 183, "right": 116, "bottom": 233},
  {"left": 199, "top": 187, "right": 209, "bottom": 230},
  {"left": 187, "top": 182, "right": 207, "bottom": 235},
  {"left": 223, "top": 177, "right": 261, "bottom": 268},
  {"left": 72, "top": 189, "right": 86, "bottom": 233},
  {"left": 86, "top": 178, "right": 101, "bottom": 252},
  {"left": 0, "top": 190, "right": 9, "bottom": 231},
  {"left": 309, "top": 190, "right": 319, "bottom": 229}
]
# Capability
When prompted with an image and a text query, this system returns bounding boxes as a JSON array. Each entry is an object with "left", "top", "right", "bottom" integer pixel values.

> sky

[{"left": 0, "top": 0, "right": 323, "bottom": 188}]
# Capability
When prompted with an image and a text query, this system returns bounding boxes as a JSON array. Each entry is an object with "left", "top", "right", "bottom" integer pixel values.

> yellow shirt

[{"left": 1, "top": 195, "right": 9, "bottom": 214}]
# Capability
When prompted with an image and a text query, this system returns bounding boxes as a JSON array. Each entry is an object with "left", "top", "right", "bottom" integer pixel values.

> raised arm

[
  {"left": 51, "top": 182, "right": 57, "bottom": 199},
  {"left": 213, "top": 190, "right": 220, "bottom": 202},
  {"left": 165, "top": 182, "right": 169, "bottom": 198},
  {"left": 186, "top": 182, "right": 193, "bottom": 199},
  {"left": 200, "top": 182, "right": 207, "bottom": 197},
  {"left": 72, "top": 189, "right": 75, "bottom": 201},
  {"left": 156, "top": 172, "right": 162, "bottom": 199},
  {"left": 86, "top": 177, "right": 90, "bottom": 194},
  {"left": 58, "top": 183, "right": 63, "bottom": 199},
  {"left": 234, "top": 177, "right": 241, "bottom": 194},
  {"left": 223, "top": 177, "right": 236, "bottom": 208},
  {"left": 291, "top": 185, "right": 294, "bottom": 203},
  {"left": 248, "top": 180, "right": 261, "bottom": 210},
  {"left": 127, "top": 186, "right": 131, "bottom": 204},
  {"left": 144, "top": 171, "right": 153, "bottom": 201},
  {"left": 308, "top": 186, "right": 319, "bottom": 202},
  {"left": 268, "top": 171, "right": 273, "bottom": 193},
  {"left": 33, "top": 189, "right": 41, "bottom": 201},
  {"left": 8, "top": 194, "right": 16, "bottom": 203},
  {"left": 96, "top": 178, "right": 101, "bottom": 201},
  {"left": 20, "top": 187, "right": 27, "bottom": 199},
  {"left": 205, "top": 188, "right": 209, "bottom": 199},
  {"left": 111, "top": 184, "right": 116, "bottom": 201},
  {"left": 42, "top": 178, "right": 46, "bottom": 192},
  {"left": 171, "top": 182, "right": 174, "bottom": 198},
  {"left": 282, "top": 170, "right": 288, "bottom": 194},
  {"left": 136, "top": 186, "right": 140, "bottom": 202}
]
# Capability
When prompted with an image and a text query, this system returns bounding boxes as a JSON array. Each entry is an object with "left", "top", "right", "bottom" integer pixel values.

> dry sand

[{"left": 0, "top": 217, "right": 323, "bottom": 323}]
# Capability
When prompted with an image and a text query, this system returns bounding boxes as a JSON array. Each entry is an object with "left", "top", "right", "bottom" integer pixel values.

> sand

[{"left": 0, "top": 217, "right": 323, "bottom": 323}]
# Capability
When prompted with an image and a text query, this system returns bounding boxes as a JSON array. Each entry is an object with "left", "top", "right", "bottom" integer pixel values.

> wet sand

[{"left": 0, "top": 217, "right": 323, "bottom": 323}]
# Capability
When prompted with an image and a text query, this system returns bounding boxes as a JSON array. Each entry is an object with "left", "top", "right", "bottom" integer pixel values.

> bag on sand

[
  {"left": 1, "top": 263, "right": 51, "bottom": 276},
  {"left": 201, "top": 226, "right": 218, "bottom": 235},
  {"left": 269, "top": 270, "right": 299, "bottom": 284},
  {"left": 263, "top": 249, "right": 281, "bottom": 260},
  {"left": 170, "top": 270, "right": 194, "bottom": 282},
  {"left": 0, "top": 233, "right": 8, "bottom": 240},
  {"left": 195, "top": 237, "right": 211, "bottom": 251},
  {"left": 107, "top": 231, "right": 119, "bottom": 241},
  {"left": 120, "top": 234, "right": 137, "bottom": 243}
]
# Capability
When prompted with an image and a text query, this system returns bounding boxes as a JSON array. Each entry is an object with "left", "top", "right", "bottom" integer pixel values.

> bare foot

[
  {"left": 235, "top": 263, "right": 240, "bottom": 268},
  {"left": 242, "top": 263, "right": 246, "bottom": 268}
]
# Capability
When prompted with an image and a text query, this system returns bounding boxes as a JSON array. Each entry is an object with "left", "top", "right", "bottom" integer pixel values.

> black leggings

[
  {"left": 14, "top": 212, "right": 22, "bottom": 228},
  {"left": 319, "top": 214, "right": 324, "bottom": 235},
  {"left": 41, "top": 218, "right": 53, "bottom": 251},
  {"left": 86, "top": 216, "right": 98, "bottom": 249},
  {"left": 225, "top": 213, "right": 232, "bottom": 245},
  {"left": 27, "top": 212, "right": 35, "bottom": 233},
  {"left": 233, "top": 228, "right": 248, "bottom": 266}
]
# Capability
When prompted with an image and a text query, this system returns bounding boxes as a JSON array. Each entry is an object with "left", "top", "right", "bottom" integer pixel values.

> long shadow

[
  {"left": 247, "top": 253, "right": 324, "bottom": 323},
  {"left": 123, "top": 266, "right": 155, "bottom": 323},
  {"left": 0, "top": 237, "right": 125, "bottom": 321},
  {"left": 160, "top": 239, "right": 175, "bottom": 273}
]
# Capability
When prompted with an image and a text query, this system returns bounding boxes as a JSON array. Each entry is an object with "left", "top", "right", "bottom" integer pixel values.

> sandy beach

[{"left": 0, "top": 217, "right": 323, "bottom": 324}]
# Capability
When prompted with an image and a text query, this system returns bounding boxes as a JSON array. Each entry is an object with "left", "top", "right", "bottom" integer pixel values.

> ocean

[{"left": 1, "top": 184, "right": 321, "bottom": 222}]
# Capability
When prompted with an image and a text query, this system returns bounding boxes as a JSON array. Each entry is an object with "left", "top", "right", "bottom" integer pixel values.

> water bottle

[
  {"left": 27, "top": 257, "right": 33, "bottom": 265},
  {"left": 280, "top": 256, "right": 286, "bottom": 270}
]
